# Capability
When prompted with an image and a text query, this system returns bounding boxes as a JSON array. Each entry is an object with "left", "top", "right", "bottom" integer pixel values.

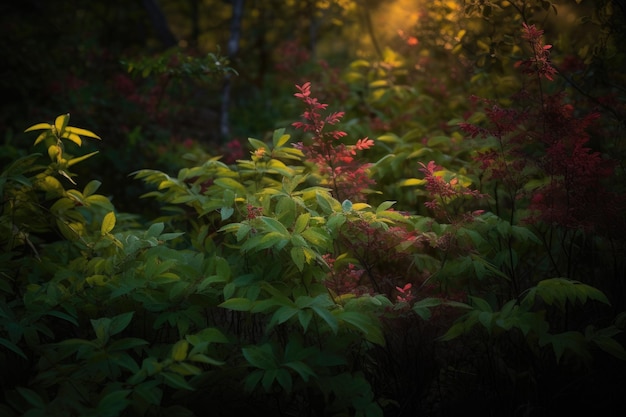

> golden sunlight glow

[{"left": 368, "top": 0, "right": 423, "bottom": 44}]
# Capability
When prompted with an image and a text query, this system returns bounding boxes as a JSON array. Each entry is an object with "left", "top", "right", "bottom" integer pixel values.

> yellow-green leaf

[
  {"left": 101, "top": 211, "right": 116, "bottom": 235},
  {"left": 171, "top": 340, "right": 189, "bottom": 362},
  {"left": 67, "top": 151, "right": 99, "bottom": 167}
]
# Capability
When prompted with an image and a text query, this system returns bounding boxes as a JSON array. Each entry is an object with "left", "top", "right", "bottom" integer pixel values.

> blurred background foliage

[{"left": 1, "top": 0, "right": 625, "bottom": 214}]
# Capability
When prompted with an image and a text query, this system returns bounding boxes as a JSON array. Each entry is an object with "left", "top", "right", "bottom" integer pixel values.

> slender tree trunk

[
  {"left": 142, "top": 0, "right": 178, "bottom": 48},
  {"left": 220, "top": 0, "right": 245, "bottom": 139}
]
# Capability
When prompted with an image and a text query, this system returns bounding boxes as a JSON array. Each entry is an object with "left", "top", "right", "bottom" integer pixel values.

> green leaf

[
  {"left": 108, "top": 337, "right": 149, "bottom": 351},
  {"left": 101, "top": 211, "right": 116, "bottom": 235},
  {"left": 469, "top": 296, "right": 492, "bottom": 312},
  {"left": 275, "top": 368, "right": 292, "bottom": 392},
  {"left": 376, "top": 201, "right": 396, "bottom": 213},
  {"left": 591, "top": 335, "right": 626, "bottom": 360},
  {"left": 273, "top": 129, "right": 290, "bottom": 148},
  {"left": 311, "top": 306, "right": 338, "bottom": 334},
  {"left": 284, "top": 361, "right": 316, "bottom": 382},
  {"left": 220, "top": 206, "right": 234, "bottom": 220},
  {"left": 214, "top": 177, "right": 247, "bottom": 196},
  {"left": 161, "top": 372, "right": 195, "bottom": 390},
  {"left": 540, "top": 331, "right": 590, "bottom": 364},
  {"left": 16, "top": 387, "right": 45, "bottom": 409},
  {"left": 146, "top": 222, "right": 165, "bottom": 238},
  {"left": 0, "top": 337, "right": 28, "bottom": 359},
  {"left": 83, "top": 180, "right": 102, "bottom": 197},
  {"left": 46, "top": 310, "right": 78, "bottom": 326},
  {"left": 244, "top": 369, "right": 264, "bottom": 392},
  {"left": 294, "top": 213, "right": 310, "bottom": 234},
  {"left": 248, "top": 137, "right": 267, "bottom": 150},
  {"left": 412, "top": 297, "right": 442, "bottom": 320},
  {"left": 260, "top": 216, "right": 289, "bottom": 235},
  {"left": 301, "top": 227, "right": 330, "bottom": 248},
  {"left": 188, "top": 353, "right": 225, "bottom": 366},
  {"left": 96, "top": 390, "right": 131, "bottom": 417},
  {"left": 109, "top": 311, "right": 134, "bottom": 336},
  {"left": 243, "top": 344, "right": 278, "bottom": 370},
  {"left": 340, "top": 311, "right": 385, "bottom": 345},
  {"left": 290, "top": 247, "right": 305, "bottom": 271},
  {"left": 219, "top": 298, "right": 253, "bottom": 311}
]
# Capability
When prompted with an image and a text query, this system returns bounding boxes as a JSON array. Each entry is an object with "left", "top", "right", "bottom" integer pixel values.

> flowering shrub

[{"left": 292, "top": 81, "right": 375, "bottom": 201}]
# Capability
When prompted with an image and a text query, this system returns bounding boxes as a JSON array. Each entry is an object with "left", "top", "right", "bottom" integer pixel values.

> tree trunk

[
  {"left": 142, "top": 0, "right": 178, "bottom": 48},
  {"left": 220, "top": 0, "right": 245, "bottom": 139}
]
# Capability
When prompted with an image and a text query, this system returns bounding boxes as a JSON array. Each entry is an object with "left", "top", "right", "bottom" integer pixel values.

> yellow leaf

[
  {"left": 47, "top": 145, "right": 62, "bottom": 161},
  {"left": 351, "top": 203, "right": 371, "bottom": 211},
  {"left": 24, "top": 123, "right": 52, "bottom": 133},
  {"left": 65, "top": 126, "right": 101, "bottom": 140},
  {"left": 55, "top": 114, "right": 70, "bottom": 135},
  {"left": 171, "top": 340, "right": 189, "bottom": 362},
  {"left": 34, "top": 131, "right": 50, "bottom": 146},
  {"left": 65, "top": 133, "right": 82, "bottom": 146},
  {"left": 67, "top": 151, "right": 99, "bottom": 167},
  {"left": 101, "top": 211, "right": 116, "bottom": 235}
]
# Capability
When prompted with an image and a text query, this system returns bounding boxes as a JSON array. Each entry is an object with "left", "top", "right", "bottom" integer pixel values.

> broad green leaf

[
  {"left": 469, "top": 296, "right": 492, "bottom": 312},
  {"left": 219, "top": 297, "right": 253, "bottom": 311},
  {"left": 412, "top": 297, "right": 442, "bottom": 320},
  {"left": 260, "top": 216, "right": 289, "bottom": 235},
  {"left": 108, "top": 337, "right": 149, "bottom": 351},
  {"left": 274, "top": 305, "right": 300, "bottom": 324},
  {"left": 109, "top": 311, "right": 134, "bottom": 336},
  {"left": 311, "top": 306, "right": 338, "bottom": 334},
  {"left": 0, "top": 338, "right": 27, "bottom": 359},
  {"left": 220, "top": 206, "right": 234, "bottom": 220},
  {"left": 591, "top": 335, "right": 626, "bottom": 360},
  {"left": 16, "top": 387, "right": 45, "bottom": 409},
  {"left": 83, "top": 179, "right": 102, "bottom": 197},
  {"left": 290, "top": 247, "right": 305, "bottom": 271},
  {"left": 243, "top": 344, "right": 278, "bottom": 370},
  {"left": 161, "top": 372, "right": 195, "bottom": 390},
  {"left": 96, "top": 389, "right": 131, "bottom": 417},
  {"left": 46, "top": 310, "right": 78, "bottom": 326},
  {"left": 376, "top": 201, "right": 396, "bottom": 213},
  {"left": 298, "top": 309, "right": 313, "bottom": 332},
  {"left": 339, "top": 311, "right": 385, "bottom": 345},
  {"left": 248, "top": 137, "right": 267, "bottom": 150},
  {"left": 284, "top": 361, "right": 316, "bottom": 382},
  {"left": 275, "top": 368, "right": 292, "bottom": 392},
  {"left": 188, "top": 353, "right": 225, "bottom": 366}
]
